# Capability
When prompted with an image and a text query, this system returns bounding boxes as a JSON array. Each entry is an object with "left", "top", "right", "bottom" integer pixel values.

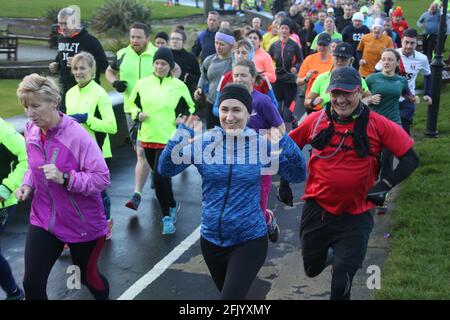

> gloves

[
  {"left": 70, "top": 113, "right": 88, "bottom": 124},
  {"left": 367, "top": 180, "right": 391, "bottom": 207},
  {"left": 113, "top": 80, "right": 128, "bottom": 93},
  {"left": 277, "top": 179, "right": 293, "bottom": 207}
]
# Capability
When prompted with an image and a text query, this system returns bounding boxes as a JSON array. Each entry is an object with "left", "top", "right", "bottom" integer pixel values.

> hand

[
  {"left": 138, "top": 112, "right": 148, "bottom": 122},
  {"left": 312, "top": 97, "right": 323, "bottom": 107},
  {"left": 39, "top": 164, "right": 64, "bottom": 184},
  {"left": 290, "top": 67, "right": 298, "bottom": 74},
  {"left": 171, "top": 64, "right": 182, "bottom": 79},
  {"left": 306, "top": 70, "right": 317, "bottom": 78},
  {"left": 194, "top": 88, "right": 203, "bottom": 101},
  {"left": 184, "top": 73, "right": 190, "bottom": 83},
  {"left": 423, "top": 95, "right": 432, "bottom": 105},
  {"left": 113, "top": 80, "right": 128, "bottom": 93},
  {"left": 15, "top": 185, "right": 33, "bottom": 201},
  {"left": 277, "top": 179, "right": 293, "bottom": 207},
  {"left": 49, "top": 62, "right": 58, "bottom": 73},
  {"left": 413, "top": 95, "right": 420, "bottom": 104},
  {"left": 66, "top": 57, "right": 74, "bottom": 68},
  {"left": 70, "top": 113, "right": 88, "bottom": 124},
  {"left": 370, "top": 94, "right": 381, "bottom": 105},
  {"left": 359, "top": 59, "right": 367, "bottom": 66},
  {"left": 367, "top": 180, "right": 391, "bottom": 207}
]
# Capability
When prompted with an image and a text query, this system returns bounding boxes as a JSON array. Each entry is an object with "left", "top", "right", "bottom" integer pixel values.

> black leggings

[
  {"left": 23, "top": 225, "right": 109, "bottom": 300},
  {"left": 273, "top": 81, "right": 297, "bottom": 123},
  {"left": 300, "top": 200, "right": 373, "bottom": 300},
  {"left": 143, "top": 148, "right": 176, "bottom": 216},
  {"left": 200, "top": 236, "right": 268, "bottom": 300}
]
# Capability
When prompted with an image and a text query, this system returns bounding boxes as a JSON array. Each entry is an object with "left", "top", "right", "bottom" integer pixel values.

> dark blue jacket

[
  {"left": 158, "top": 124, "right": 306, "bottom": 247},
  {"left": 192, "top": 28, "right": 218, "bottom": 63}
]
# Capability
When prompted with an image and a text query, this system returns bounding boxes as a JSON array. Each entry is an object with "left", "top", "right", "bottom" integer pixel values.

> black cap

[
  {"left": 332, "top": 42, "right": 354, "bottom": 59},
  {"left": 317, "top": 33, "right": 332, "bottom": 46},
  {"left": 219, "top": 83, "right": 252, "bottom": 114},
  {"left": 327, "top": 66, "right": 361, "bottom": 93},
  {"left": 153, "top": 47, "right": 174, "bottom": 69}
]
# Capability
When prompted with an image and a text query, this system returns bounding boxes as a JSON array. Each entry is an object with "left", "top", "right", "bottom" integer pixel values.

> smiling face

[
  {"left": 72, "top": 58, "right": 93, "bottom": 87},
  {"left": 219, "top": 99, "right": 249, "bottom": 133},
  {"left": 330, "top": 88, "right": 362, "bottom": 118}
]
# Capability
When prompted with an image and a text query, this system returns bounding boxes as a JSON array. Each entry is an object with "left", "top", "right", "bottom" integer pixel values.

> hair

[
  {"left": 174, "top": 24, "right": 184, "bottom": 31},
  {"left": 155, "top": 31, "right": 169, "bottom": 41},
  {"left": 218, "top": 27, "right": 234, "bottom": 37},
  {"left": 234, "top": 59, "right": 257, "bottom": 78},
  {"left": 235, "top": 39, "right": 253, "bottom": 52},
  {"left": 303, "top": 17, "right": 315, "bottom": 31},
  {"left": 57, "top": 6, "right": 81, "bottom": 29},
  {"left": 246, "top": 29, "right": 263, "bottom": 41},
  {"left": 172, "top": 28, "right": 187, "bottom": 42},
  {"left": 71, "top": 51, "right": 97, "bottom": 79},
  {"left": 17, "top": 73, "right": 61, "bottom": 107},
  {"left": 403, "top": 28, "right": 418, "bottom": 39},
  {"left": 208, "top": 10, "right": 219, "bottom": 16},
  {"left": 130, "top": 22, "right": 150, "bottom": 37}
]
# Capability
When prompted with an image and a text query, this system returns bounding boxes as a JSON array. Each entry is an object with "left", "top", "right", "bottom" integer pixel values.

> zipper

[
  {"left": 68, "top": 195, "right": 86, "bottom": 222},
  {"left": 218, "top": 164, "right": 233, "bottom": 245}
]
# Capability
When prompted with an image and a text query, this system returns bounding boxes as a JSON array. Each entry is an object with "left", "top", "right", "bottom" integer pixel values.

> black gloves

[
  {"left": 277, "top": 179, "right": 293, "bottom": 207},
  {"left": 367, "top": 180, "right": 391, "bottom": 207},
  {"left": 113, "top": 80, "right": 127, "bottom": 93}
]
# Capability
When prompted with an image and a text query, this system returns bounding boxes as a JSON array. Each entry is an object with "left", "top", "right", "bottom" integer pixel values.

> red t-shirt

[
  {"left": 289, "top": 110, "right": 414, "bottom": 215},
  {"left": 392, "top": 20, "right": 409, "bottom": 39}
]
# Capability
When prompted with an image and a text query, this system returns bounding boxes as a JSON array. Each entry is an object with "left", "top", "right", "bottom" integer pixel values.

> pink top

[{"left": 254, "top": 48, "right": 276, "bottom": 83}]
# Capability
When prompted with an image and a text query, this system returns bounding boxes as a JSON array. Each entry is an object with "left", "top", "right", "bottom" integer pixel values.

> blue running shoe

[
  {"left": 162, "top": 216, "right": 176, "bottom": 235},
  {"left": 169, "top": 202, "right": 181, "bottom": 223}
]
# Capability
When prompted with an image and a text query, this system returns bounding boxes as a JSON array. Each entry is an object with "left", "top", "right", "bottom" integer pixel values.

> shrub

[{"left": 90, "top": 0, "right": 151, "bottom": 35}]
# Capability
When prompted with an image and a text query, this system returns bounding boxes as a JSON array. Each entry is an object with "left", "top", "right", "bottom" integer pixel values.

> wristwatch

[{"left": 62, "top": 172, "right": 70, "bottom": 187}]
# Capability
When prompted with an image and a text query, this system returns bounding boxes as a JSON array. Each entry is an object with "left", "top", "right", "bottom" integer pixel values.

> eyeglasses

[{"left": 170, "top": 37, "right": 183, "bottom": 41}]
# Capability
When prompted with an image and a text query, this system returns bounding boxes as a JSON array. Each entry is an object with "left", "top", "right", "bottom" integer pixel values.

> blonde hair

[
  {"left": 71, "top": 51, "right": 96, "bottom": 80},
  {"left": 17, "top": 73, "right": 61, "bottom": 107}
]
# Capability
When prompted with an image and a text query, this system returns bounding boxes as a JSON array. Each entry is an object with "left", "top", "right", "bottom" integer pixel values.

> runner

[
  {"left": 158, "top": 83, "right": 306, "bottom": 299},
  {"left": 128, "top": 47, "right": 196, "bottom": 235},
  {"left": 66, "top": 51, "right": 117, "bottom": 240},
  {"left": 16, "top": 74, "right": 110, "bottom": 300}
]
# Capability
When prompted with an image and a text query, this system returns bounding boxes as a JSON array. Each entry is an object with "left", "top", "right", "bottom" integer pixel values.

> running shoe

[
  {"left": 125, "top": 193, "right": 141, "bottom": 211},
  {"left": 375, "top": 206, "right": 388, "bottom": 215},
  {"left": 162, "top": 216, "right": 176, "bottom": 235},
  {"left": 5, "top": 288, "right": 24, "bottom": 300},
  {"left": 169, "top": 202, "right": 181, "bottom": 223},
  {"left": 106, "top": 218, "right": 114, "bottom": 240},
  {"left": 266, "top": 209, "right": 280, "bottom": 243}
]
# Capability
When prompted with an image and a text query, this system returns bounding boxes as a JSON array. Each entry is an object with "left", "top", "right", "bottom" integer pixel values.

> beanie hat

[
  {"left": 280, "top": 18, "right": 293, "bottom": 33},
  {"left": 153, "top": 47, "right": 174, "bottom": 69},
  {"left": 352, "top": 12, "right": 365, "bottom": 22},
  {"left": 155, "top": 31, "right": 169, "bottom": 41},
  {"left": 219, "top": 83, "right": 252, "bottom": 114},
  {"left": 392, "top": 7, "right": 404, "bottom": 17}
]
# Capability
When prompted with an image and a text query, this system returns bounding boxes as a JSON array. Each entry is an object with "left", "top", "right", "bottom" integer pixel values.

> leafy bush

[
  {"left": 90, "top": 0, "right": 151, "bottom": 35},
  {"left": 43, "top": 7, "right": 61, "bottom": 24}
]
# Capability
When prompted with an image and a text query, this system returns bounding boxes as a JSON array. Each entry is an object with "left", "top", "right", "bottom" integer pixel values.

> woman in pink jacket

[{"left": 15, "top": 74, "right": 110, "bottom": 300}]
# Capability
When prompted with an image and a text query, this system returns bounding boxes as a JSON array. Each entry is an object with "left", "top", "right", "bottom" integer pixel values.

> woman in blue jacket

[{"left": 158, "top": 83, "right": 306, "bottom": 299}]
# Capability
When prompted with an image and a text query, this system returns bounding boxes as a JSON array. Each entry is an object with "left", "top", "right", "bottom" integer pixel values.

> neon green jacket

[
  {"left": 129, "top": 74, "right": 196, "bottom": 144},
  {"left": 115, "top": 44, "right": 157, "bottom": 113},
  {"left": 0, "top": 118, "right": 27, "bottom": 208},
  {"left": 65, "top": 80, "right": 117, "bottom": 158}
]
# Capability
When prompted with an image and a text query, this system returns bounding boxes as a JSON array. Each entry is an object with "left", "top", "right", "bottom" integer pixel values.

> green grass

[
  {"left": 374, "top": 0, "right": 450, "bottom": 300},
  {"left": 0, "top": 79, "right": 22, "bottom": 118},
  {"left": 0, "top": 0, "right": 202, "bottom": 20}
]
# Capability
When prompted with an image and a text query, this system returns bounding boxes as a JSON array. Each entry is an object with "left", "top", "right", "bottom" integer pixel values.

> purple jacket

[{"left": 23, "top": 113, "right": 110, "bottom": 243}]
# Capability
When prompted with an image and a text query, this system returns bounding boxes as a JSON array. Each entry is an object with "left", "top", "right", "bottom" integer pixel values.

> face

[
  {"left": 58, "top": 16, "right": 76, "bottom": 37},
  {"left": 344, "top": 5, "right": 352, "bottom": 17},
  {"left": 271, "top": 24, "right": 279, "bottom": 35},
  {"left": 215, "top": 40, "right": 233, "bottom": 56},
  {"left": 170, "top": 32, "right": 184, "bottom": 50},
  {"left": 373, "top": 26, "right": 383, "bottom": 38},
  {"left": 290, "top": 7, "right": 297, "bottom": 16},
  {"left": 207, "top": 14, "right": 219, "bottom": 31},
  {"left": 219, "top": 99, "right": 249, "bottom": 132},
  {"left": 353, "top": 19, "right": 362, "bottom": 28},
  {"left": 330, "top": 89, "right": 362, "bottom": 118},
  {"left": 430, "top": 4, "right": 437, "bottom": 13},
  {"left": 252, "top": 18, "right": 261, "bottom": 29},
  {"left": 234, "top": 46, "right": 250, "bottom": 62},
  {"left": 72, "top": 59, "right": 93, "bottom": 86},
  {"left": 333, "top": 55, "right": 351, "bottom": 68},
  {"left": 325, "top": 18, "right": 335, "bottom": 31},
  {"left": 317, "top": 44, "right": 329, "bottom": 53},
  {"left": 153, "top": 59, "right": 171, "bottom": 77},
  {"left": 381, "top": 51, "right": 398, "bottom": 73},
  {"left": 155, "top": 38, "right": 168, "bottom": 48},
  {"left": 24, "top": 97, "right": 58, "bottom": 130},
  {"left": 304, "top": 19, "right": 311, "bottom": 29},
  {"left": 311, "top": 13, "right": 318, "bottom": 22},
  {"left": 247, "top": 32, "right": 260, "bottom": 50},
  {"left": 232, "top": 65, "right": 254, "bottom": 92},
  {"left": 279, "top": 25, "right": 290, "bottom": 39},
  {"left": 318, "top": 12, "right": 326, "bottom": 23},
  {"left": 130, "top": 28, "right": 149, "bottom": 54},
  {"left": 402, "top": 36, "right": 417, "bottom": 56},
  {"left": 383, "top": 21, "right": 391, "bottom": 30}
]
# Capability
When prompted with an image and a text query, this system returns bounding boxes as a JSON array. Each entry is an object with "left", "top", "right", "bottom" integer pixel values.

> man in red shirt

[{"left": 279, "top": 67, "right": 419, "bottom": 300}]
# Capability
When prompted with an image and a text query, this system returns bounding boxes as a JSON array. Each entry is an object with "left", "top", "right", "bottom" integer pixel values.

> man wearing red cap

[{"left": 392, "top": 7, "right": 409, "bottom": 39}]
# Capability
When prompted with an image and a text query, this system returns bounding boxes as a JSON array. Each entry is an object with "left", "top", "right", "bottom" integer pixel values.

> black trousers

[
  {"left": 423, "top": 34, "right": 437, "bottom": 62},
  {"left": 200, "top": 236, "right": 268, "bottom": 300},
  {"left": 23, "top": 225, "right": 109, "bottom": 300},
  {"left": 143, "top": 147, "right": 175, "bottom": 216},
  {"left": 300, "top": 200, "right": 374, "bottom": 300},
  {"left": 273, "top": 81, "right": 297, "bottom": 124}
]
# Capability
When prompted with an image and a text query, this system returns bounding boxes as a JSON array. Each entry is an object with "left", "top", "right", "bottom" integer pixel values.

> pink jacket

[
  {"left": 254, "top": 48, "right": 277, "bottom": 83},
  {"left": 23, "top": 113, "right": 110, "bottom": 243}
]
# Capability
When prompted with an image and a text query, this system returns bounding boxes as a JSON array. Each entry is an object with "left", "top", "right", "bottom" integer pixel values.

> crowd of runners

[{"left": 2, "top": 0, "right": 446, "bottom": 300}]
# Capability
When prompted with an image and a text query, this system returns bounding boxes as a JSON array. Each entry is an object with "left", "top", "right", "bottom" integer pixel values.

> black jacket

[
  {"left": 55, "top": 28, "right": 109, "bottom": 95},
  {"left": 172, "top": 48, "right": 201, "bottom": 94},
  {"left": 269, "top": 39, "right": 303, "bottom": 84}
]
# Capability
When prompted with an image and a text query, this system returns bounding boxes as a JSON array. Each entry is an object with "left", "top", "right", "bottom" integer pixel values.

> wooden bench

[
  {"left": 0, "top": 36, "right": 18, "bottom": 61},
  {"left": 4, "top": 19, "right": 56, "bottom": 48}
]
